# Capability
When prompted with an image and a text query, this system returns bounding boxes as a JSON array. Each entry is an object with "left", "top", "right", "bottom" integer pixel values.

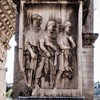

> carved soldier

[
  {"left": 54, "top": 20, "right": 76, "bottom": 89},
  {"left": 24, "top": 14, "right": 42, "bottom": 87},
  {"left": 32, "top": 20, "right": 57, "bottom": 95},
  {"left": 56, "top": 18, "right": 62, "bottom": 34}
]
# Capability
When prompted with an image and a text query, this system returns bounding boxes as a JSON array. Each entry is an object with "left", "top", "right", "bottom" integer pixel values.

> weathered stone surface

[
  {"left": 82, "top": 33, "right": 99, "bottom": 100},
  {"left": 13, "top": 0, "right": 83, "bottom": 97},
  {"left": 82, "top": 33, "right": 99, "bottom": 47},
  {"left": 17, "top": 96, "right": 85, "bottom": 100},
  {"left": 0, "top": 70, "right": 6, "bottom": 100},
  {"left": 82, "top": 47, "right": 94, "bottom": 100},
  {"left": 0, "top": 0, "right": 17, "bottom": 99},
  {"left": 13, "top": 0, "right": 98, "bottom": 100},
  {"left": 83, "top": 0, "right": 93, "bottom": 33}
]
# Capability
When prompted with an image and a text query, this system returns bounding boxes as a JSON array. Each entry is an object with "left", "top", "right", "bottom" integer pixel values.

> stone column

[{"left": 82, "top": 33, "right": 99, "bottom": 100}]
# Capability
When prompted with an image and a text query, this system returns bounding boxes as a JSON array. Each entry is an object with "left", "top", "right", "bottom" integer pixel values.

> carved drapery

[{"left": 17, "top": 0, "right": 83, "bottom": 96}]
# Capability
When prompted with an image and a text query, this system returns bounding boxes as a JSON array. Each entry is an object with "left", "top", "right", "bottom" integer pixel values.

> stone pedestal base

[{"left": 17, "top": 96, "right": 85, "bottom": 100}]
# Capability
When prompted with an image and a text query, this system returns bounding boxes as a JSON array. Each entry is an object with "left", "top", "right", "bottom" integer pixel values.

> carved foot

[
  {"left": 27, "top": 83, "right": 31, "bottom": 87},
  {"left": 52, "top": 86, "right": 58, "bottom": 96},
  {"left": 32, "top": 84, "right": 40, "bottom": 96},
  {"left": 53, "top": 84, "right": 58, "bottom": 90}
]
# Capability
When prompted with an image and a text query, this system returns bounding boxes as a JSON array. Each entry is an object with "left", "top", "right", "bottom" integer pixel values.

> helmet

[
  {"left": 47, "top": 20, "right": 56, "bottom": 27},
  {"left": 63, "top": 20, "right": 72, "bottom": 28},
  {"left": 31, "top": 14, "right": 42, "bottom": 20}
]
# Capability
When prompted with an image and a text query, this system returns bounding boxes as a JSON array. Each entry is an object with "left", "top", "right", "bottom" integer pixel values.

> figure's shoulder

[
  {"left": 57, "top": 32, "right": 63, "bottom": 38},
  {"left": 39, "top": 31, "right": 47, "bottom": 37},
  {"left": 24, "top": 30, "right": 30, "bottom": 36},
  {"left": 38, "top": 31, "right": 46, "bottom": 41},
  {"left": 57, "top": 33, "right": 63, "bottom": 43},
  {"left": 66, "top": 34, "right": 72, "bottom": 39}
]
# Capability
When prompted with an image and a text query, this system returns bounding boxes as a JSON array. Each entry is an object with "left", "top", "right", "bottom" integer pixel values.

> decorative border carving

[{"left": 82, "top": 33, "right": 99, "bottom": 47}]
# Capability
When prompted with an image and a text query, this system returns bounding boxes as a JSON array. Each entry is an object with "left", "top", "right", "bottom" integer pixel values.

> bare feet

[{"left": 32, "top": 84, "right": 40, "bottom": 96}]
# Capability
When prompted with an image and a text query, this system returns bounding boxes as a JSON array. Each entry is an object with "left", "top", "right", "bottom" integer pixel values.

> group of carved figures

[{"left": 23, "top": 14, "right": 76, "bottom": 95}]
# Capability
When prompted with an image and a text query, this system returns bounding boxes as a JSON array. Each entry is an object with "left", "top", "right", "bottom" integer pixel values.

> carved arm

[
  {"left": 45, "top": 41, "right": 56, "bottom": 51},
  {"left": 68, "top": 36, "right": 76, "bottom": 48}
]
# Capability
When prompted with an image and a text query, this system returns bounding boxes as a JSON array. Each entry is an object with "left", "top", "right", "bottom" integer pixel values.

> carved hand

[
  {"left": 55, "top": 51, "right": 59, "bottom": 55},
  {"left": 46, "top": 52, "right": 50, "bottom": 57},
  {"left": 72, "top": 44, "right": 76, "bottom": 48},
  {"left": 53, "top": 46, "right": 58, "bottom": 51},
  {"left": 31, "top": 52, "right": 36, "bottom": 59}
]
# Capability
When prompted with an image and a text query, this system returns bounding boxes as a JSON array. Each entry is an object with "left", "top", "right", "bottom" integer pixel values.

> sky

[
  {"left": 94, "top": 0, "right": 100, "bottom": 82},
  {"left": 5, "top": 0, "right": 100, "bottom": 83}
]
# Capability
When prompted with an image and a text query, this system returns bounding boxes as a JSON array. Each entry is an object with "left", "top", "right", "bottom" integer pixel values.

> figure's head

[
  {"left": 56, "top": 18, "right": 62, "bottom": 33},
  {"left": 31, "top": 14, "right": 42, "bottom": 29},
  {"left": 46, "top": 20, "right": 56, "bottom": 33},
  {"left": 62, "top": 20, "right": 72, "bottom": 33}
]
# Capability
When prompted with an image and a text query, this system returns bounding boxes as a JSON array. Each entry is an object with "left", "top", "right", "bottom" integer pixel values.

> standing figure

[
  {"left": 54, "top": 20, "right": 76, "bottom": 89},
  {"left": 56, "top": 18, "right": 62, "bottom": 34},
  {"left": 24, "top": 14, "right": 42, "bottom": 87},
  {"left": 32, "top": 20, "right": 57, "bottom": 95}
]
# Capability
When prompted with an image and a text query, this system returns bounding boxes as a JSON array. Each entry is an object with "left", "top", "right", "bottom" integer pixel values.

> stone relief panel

[{"left": 19, "top": 3, "right": 79, "bottom": 96}]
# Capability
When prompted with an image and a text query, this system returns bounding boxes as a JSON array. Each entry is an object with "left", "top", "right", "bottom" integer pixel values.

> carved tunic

[
  {"left": 57, "top": 33, "right": 70, "bottom": 71},
  {"left": 25, "top": 29, "right": 40, "bottom": 49},
  {"left": 24, "top": 29, "right": 41, "bottom": 70}
]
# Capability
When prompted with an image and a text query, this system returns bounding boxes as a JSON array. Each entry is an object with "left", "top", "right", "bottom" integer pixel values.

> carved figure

[
  {"left": 32, "top": 20, "right": 57, "bottom": 95},
  {"left": 56, "top": 18, "right": 62, "bottom": 33},
  {"left": 54, "top": 20, "right": 76, "bottom": 89},
  {"left": 24, "top": 14, "right": 42, "bottom": 87}
]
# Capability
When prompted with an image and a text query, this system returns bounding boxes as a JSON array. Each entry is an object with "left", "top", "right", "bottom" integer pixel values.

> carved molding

[
  {"left": 82, "top": 33, "right": 99, "bottom": 47},
  {"left": 13, "top": 0, "right": 89, "bottom": 25}
]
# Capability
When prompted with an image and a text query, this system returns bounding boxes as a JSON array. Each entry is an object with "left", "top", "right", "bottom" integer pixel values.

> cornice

[{"left": 82, "top": 33, "right": 99, "bottom": 47}]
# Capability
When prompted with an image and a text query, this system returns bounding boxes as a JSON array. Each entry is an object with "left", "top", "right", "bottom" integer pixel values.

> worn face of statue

[
  {"left": 31, "top": 14, "right": 42, "bottom": 29},
  {"left": 47, "top": 20, "right": 56, "bottom": 33},
  {"left": 65, "top": 25, "right": 71, "bottom": 33},
  {"left": 62, "top": 20, "right": 72, "bottom": 34}
]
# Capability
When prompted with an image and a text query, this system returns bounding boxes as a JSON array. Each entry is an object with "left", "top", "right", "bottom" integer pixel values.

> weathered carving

[
  {"left": 0, "top": 39, "right": 8, "bottom": 71},
  {"left": 54, "top": 20, "right": 76, "bottom": 89},
  {"left": 0, "top": 0, "right": 16, "bottom": 99},
  {"left": 82, "top": 33, "right": 99, "bottom": 47},
  {"left": 17, "top": 1, "right": 81, "bottom": 96},
  {"left": 24, "top": 14, "right": 42, "bottom": 87},
  {"left": 21, "top": 11, "right": 77, "bottom": 95},
  {"left": 32, "top": 19, "right": 57, "bottom": 95}
]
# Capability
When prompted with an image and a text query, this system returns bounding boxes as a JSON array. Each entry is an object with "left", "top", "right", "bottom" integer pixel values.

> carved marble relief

[{"left": 19, "top": 3, "right": 78, "bottom": 96}]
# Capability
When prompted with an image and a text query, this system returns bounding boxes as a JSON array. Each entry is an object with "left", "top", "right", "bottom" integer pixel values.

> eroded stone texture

[
  {"left": 17, "top": 96, "right": 85, "bottom": 100},
  {"left": 82, "top": 33, "right": 99, "bottom": 100},
  {"left": 83, "top": 0, "right": 93, "bottom": 33},
  {"left": 0, "top": 0, "right": 16, "bottom": 99},
  {"left": 15, "top": 0, "right": 82, "bottom": 97},
  {"left": 13, "top": 0, "right": 98, "bottom": 100}
]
